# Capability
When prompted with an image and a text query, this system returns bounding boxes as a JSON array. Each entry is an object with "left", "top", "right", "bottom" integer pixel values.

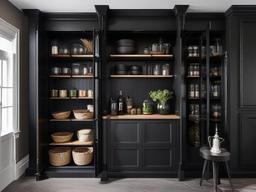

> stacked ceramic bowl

[{"left": 116, "top": 39, "right": 135, "bottom": 54}]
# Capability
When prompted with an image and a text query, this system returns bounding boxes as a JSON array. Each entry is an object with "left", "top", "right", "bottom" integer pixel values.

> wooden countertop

[{"left": 102, "top": 114, "right": 180, "bottom": 120}]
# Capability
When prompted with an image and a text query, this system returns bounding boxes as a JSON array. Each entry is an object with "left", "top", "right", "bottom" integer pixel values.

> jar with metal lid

[
  {"left": 51, "top": 89, "right": 58, "bottom": 97},
  {"left": 62, "top": 67, "right": 71, "bottom": 75},
  {"left": 51, "top": 67, "right": 61, "bottom": 75},
  {"left": 51, "top": 40, "right": 59, "bottom": 55},
  {"left": 189, "top": 84, "right": 195, "bottom": 99},
  {"left": 211, "top": 84, "right": 221, "bottom": 98},
  {"left": 153, "top": 64, "right": 161, "bottom": 75},
  {"left": 69, "top": 90, "right": 77, "bottom": 98},
  {"left": 142, "top": 100, "right": 153, "bottom": 115},
  {"left": 162, "top": 64, "right": 170, "bottom": 76},
  {"left": 211, "top": 104, "right": 221, "bottom": 119},
  {"left": 59, "top": 90, "right": 68, "bottom": 98},
  {"left": 72, "top": 63, "right": 80, "bottom": 75},
  {"left": 188, "top": 46, "right": 193, "bottom": 57},
  {"left": 126, "top": 97, "right": 133, "bottom": 114},
  {"left": 195, "top": 84, "right": 200, "bottom": 98}
]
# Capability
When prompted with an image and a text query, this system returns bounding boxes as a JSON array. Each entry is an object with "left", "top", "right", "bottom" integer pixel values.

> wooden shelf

[
  {"left": 102, "top": 114, "right": 180, "bottom": 120},
  {"left": 71, "top": 54, "right": 93, "bottom": 58},
  {"left": 50, "top": 54, "right": 70, "bottom": 58},
  {"left": 50, "top": 119, "right": 95, "bottom": 122},
  {"left": 187, "top": 76, "right": 200, "bottom": 78},
  {"left": 109, "top": 54, "right": 174, "bottom": 60},
  {"left": 49, "top": 75, "right": 93, "bottom": 78},
  {"left": 50, "top": 140, "right": 93, "bottom": 146},
  {"left": 72, "top": 75, "right": 93, "bottom": 78},
  {"left": 110, "top": 75, "right": 173, "bottom": 78},
  {"left": 51, "top": 54, "right": 93, "bottom": 58},
  {"left": 50, "top": 97, "right": 70, "bottom": 100},
  {"left": 49, "top": 75, "right": 71, "bottom": 78},
  {"left": 50, "top": 97, "right": 93, "bottom": 100}
]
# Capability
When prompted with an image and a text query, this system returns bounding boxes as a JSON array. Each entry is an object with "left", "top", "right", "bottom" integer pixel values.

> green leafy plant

[{"left": 149, "top": 89, "right": 173, "bottom": 105}]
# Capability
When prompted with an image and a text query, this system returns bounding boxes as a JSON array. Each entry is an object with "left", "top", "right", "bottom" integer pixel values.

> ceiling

[{"left": 9, "top": 0, "right": 256, "bottom": 13}]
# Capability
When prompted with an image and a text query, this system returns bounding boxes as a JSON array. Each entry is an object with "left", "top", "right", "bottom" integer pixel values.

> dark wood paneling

[
  {"left": 240, "top": 19, "right": 256, "bottom": 108},
  {"left": 111, "top": 148, "right": 140, "bottom": 170},
  {"left": 143, "top": 121, "right": 172, "bottom": 145},
  {"left": 239, "top": 114, "right": 256, "bottom": 169},
  {"left": 110, "top": 121, "right": 140, "bottom": 145},
  {"left": 143, "top": 148, "right": 172, "bottom": 169}
]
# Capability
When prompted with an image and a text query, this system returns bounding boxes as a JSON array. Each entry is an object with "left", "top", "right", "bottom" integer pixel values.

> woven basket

[
  {"left": 73, "top": 110, "right": 93, "bottom": 120},
  {"left": 72, "top": 147, "right": 93, "bottom": 166},
  {"left": 52, "top": 111, "right": 71, "bottom": 120},
  {"left": 51, "top": 132, "right": 73, "bottom": 143},
  {"left": 49, "top": 147, "right": 71, "bottom": 166}
]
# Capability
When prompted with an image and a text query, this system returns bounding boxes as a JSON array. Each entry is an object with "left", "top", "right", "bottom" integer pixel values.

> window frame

[{"left": 0, "top": 18, "right": 20, "bottom": 136}]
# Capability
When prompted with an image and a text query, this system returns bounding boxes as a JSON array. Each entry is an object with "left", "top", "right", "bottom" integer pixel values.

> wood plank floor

[{"left": 3, "top": 177, "right": 256, "bottom": 192}]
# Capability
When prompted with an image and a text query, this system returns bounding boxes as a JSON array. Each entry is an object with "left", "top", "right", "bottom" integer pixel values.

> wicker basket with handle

[
  {"left": 72, "top": 147, "right": 93, "bottom": 166},
  {"left": 49, "top": 147, "right": 71, "bottom": 166}
]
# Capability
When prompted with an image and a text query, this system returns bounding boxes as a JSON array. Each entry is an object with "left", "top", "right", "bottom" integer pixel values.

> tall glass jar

[{"left": 142, "top": 100, "right": 153, "bottom": 115}]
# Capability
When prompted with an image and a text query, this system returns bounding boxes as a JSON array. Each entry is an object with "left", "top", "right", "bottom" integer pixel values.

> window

[{"left": 0, "top": 18, "right": 19, "bottom": 136}]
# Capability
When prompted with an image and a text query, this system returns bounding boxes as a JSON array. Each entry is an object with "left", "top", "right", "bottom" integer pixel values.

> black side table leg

[
  {"left": 200, "top": 160, "right": 208, "bottom": 186},
  {"left": 212, "top": 161, "right": 218, "bottom": 192},
  {"left": 225, "top": 162, "right": 234, "bottom": 191},
  {"left": 216, "top": 163, "right": 221, "bottom": 185}
]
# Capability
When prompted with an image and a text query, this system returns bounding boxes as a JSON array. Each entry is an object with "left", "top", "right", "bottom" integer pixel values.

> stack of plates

[{"left": 116, "top": 39, "right": 135, "bottom": 54}]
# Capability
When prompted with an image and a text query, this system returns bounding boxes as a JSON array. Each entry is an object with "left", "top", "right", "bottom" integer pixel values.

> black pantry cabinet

[
  {"left": 226, "top": 5, "right": 256, "bottom": 177},
  {"left": 25, "top": 4, "right": 256, "bottom": 180}
]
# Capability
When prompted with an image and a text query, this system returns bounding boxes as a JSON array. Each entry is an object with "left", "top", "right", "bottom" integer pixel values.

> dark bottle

[
  {"left": 110, "top": 97, "right": 118, "bottom": 116},
  {"left": 118, "top": 90, "right": 125, "bottom": 115}
]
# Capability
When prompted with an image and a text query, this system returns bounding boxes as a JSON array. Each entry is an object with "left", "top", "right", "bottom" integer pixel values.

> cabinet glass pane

[
  {"left": 0, "top": 60, "right": 2, "bottom": 86},
  {"left": 3, "top": 59, "right": 13, "bottom": 87},
  {"left": 1, "top": 107, "right": 13, "bottom": 134},
  {"left": 2, "top": 88, "right": 13, "bottom": 107}
]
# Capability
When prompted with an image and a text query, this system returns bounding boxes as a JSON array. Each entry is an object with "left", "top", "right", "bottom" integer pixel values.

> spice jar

[
  {"left": 78, "top": 90, "right": 87, "bottom": 97},
  {"left": 153, "top": 64, "right": 161, "bottom": 75},
  {"left": 81, "top": 67, "right": 88, "bottom": 75},
  {"left": 51, "top": 40, "right": 59, "bottom": 55},
  {"left": 195, "top": 84, "right": 200, "bottom": 98},
  {"left": 126, "top": 97, "right": 133, "bottom": 114},
  {"left": 211, "top": 84, "right": 221, "bottom": 98},
  {"left": 51, "top": 67, "right": 61, "bottom": 75},
  {"left": 162, "top": 64, "right": 170, "bottom": 76},
  {"left": 59, "top": 90, "right": 68, "bottom": 98},
  {"left": 87, "top": 90, "right": 93, "bottom": 98},
  {"left": 142, "top": 100, "right": 153, "bottom": 115},
  {"left": 69, "top": 90, "right": 77, "bottom": 98},
  {"left": 188, "top": 46, "right": 193, "bottom": 57},
  {"left": 211, "top": 104, "right": 221, "bottom": 119},
  {"left": 189, "top": 84, "right": 195, "bottom": 98},
  {"left": 72, "top": 63, "right": 80, "bottom": 75},
  {"left": 62, "top": 67, "right": 71, "bottom": 75},
  {"left": 51, "top": 89, "right": 58, "bottom": 97}
]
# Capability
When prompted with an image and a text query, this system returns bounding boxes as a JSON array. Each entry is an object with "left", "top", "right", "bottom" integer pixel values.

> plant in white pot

[{"left": 149, "top": 89, "right": 173, "bottom": 115}]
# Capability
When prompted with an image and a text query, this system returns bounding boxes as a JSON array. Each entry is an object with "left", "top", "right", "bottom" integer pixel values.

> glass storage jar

[
  {"left": 72, "top": 63, "right": 80, "bottom": 75},
  {"left": 142, "top": 100, "right": 153, "bottom": 115}
]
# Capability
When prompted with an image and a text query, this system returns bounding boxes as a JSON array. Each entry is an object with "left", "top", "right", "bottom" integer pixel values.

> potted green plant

[{"left": 149, "top": 89, "right": 173, "bottom": 115}]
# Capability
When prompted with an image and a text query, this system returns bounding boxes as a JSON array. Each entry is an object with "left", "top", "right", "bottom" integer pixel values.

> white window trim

[{"left": 0, "top": 18, "right": 20, "bottom": 136}]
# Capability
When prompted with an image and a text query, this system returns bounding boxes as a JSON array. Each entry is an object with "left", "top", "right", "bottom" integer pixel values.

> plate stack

[{"left": 116, "top": 39, "right": 135, "bottom": 54}]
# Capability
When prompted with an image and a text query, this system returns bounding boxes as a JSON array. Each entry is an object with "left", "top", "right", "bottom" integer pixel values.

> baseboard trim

[{"left": 16, "top": 155, "right": 29, "bottom": 179}]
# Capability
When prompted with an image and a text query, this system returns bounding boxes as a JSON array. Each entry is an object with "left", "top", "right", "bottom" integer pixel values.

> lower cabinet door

[{"left": 108, "top": 120, "right": 175, "bottom": 172}]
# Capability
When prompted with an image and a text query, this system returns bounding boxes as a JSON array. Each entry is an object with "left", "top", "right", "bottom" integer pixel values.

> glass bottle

[
  {"left": 110, "top": 97, "right": 118, "bottom": 116},
  {"left": 189, "top": 84, "right": 195, "bottom": 99},
  {"left": 118, "top": 90, "right": 125, "bottom": 115},
  {"left": 126, "top": 96, "right": 133, "bottom": 114},
  {"left": 195, "top": 84, "right": 200, "bottom": 98}
]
